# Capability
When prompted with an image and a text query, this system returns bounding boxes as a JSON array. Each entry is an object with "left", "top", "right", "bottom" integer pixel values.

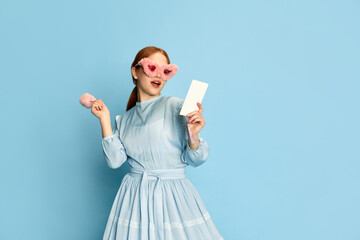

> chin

[{"left": 149, "top": 90, "right": 161, "bottom": 96}]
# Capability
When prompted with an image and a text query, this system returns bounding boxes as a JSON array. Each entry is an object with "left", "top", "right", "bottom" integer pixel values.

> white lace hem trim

[{"left": 109, "top": 212, "right": 212, "bottom": 230}]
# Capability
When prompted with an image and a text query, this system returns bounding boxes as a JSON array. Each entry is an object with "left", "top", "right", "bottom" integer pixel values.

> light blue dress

[{"left": 101, "top": 94, "right": 223, "bottom": 240}]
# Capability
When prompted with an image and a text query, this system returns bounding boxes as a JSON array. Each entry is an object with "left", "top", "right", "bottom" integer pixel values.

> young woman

[{"left": 92, "top": 46, "right": 223, "bottom": 239}]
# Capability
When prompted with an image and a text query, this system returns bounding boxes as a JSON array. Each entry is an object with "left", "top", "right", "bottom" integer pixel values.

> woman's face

[{"left": 132, "top": 52, "right": 169, "bottom": 101}]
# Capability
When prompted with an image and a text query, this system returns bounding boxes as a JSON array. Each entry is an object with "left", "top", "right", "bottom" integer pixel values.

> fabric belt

[{"left": 129, "top": 167, "right": 186, "bottom": 240}]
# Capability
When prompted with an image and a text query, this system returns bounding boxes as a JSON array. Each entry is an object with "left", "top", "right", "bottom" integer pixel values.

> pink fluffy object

[{"left": 79, "top": 93, "right": 96, "bottom": 108}]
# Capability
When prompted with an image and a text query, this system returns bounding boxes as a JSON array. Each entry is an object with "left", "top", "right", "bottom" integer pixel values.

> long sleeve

[
  {"left": 101, "top": 115, "right": 128, "bottom": 169},
  {"left": 175, "top": 99, "right": 210, "bottom": 167},
  {"left": 181, "top": 135, "right": 209, "bottom": 167}
]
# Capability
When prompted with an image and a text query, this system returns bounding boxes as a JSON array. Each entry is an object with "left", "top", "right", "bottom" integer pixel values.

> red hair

[{"left": 126, "top": 46, "right": 171, "bottom": 111}]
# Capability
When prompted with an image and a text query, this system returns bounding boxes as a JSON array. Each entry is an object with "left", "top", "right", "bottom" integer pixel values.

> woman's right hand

[{"left": 91, "top": 99, "right": 110, "bottom": 120}]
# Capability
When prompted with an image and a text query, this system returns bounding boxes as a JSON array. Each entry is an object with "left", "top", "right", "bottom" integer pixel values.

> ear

[{"left": 131, "top": 67, "right": 138, "bottom": 79}]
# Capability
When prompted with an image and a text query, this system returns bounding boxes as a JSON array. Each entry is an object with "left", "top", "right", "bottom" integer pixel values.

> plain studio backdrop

[{"left": 0, "top": 0, "right": 359, "bottom": 239}]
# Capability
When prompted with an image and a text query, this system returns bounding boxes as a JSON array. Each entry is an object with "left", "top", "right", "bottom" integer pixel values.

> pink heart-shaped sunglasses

[{"left": 135, "top": 58, "right": 178, "bottom": 81}]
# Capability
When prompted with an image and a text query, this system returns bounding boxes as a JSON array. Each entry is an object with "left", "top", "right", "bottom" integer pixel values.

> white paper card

[{"left": 179, "top": 80, "right": 208, "bottom": 116}]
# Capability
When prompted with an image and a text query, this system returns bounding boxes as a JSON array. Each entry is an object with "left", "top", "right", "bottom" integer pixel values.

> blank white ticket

[{"left": 179, "top": 80, "right": 208, "bottom": 116}]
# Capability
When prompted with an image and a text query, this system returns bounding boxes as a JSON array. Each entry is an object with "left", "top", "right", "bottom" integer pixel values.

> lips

[
  {"left": 151, "top": 80, "right": 160, "bottom": 86},
  {"left": 151, "top": 80, "right": 161, "bottom": 88}
]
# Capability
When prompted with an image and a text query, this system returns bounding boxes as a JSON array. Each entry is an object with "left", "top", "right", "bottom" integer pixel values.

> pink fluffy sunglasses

[{"left": 135, "top": 58, "right": 178, "bottom": 81}]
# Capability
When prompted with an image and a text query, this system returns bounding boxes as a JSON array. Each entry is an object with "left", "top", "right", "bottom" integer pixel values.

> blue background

[{"left": 1, "top": 0, "right": 359, "bottom": 239}]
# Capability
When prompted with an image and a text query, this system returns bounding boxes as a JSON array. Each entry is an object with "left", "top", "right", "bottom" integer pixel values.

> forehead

[{"left": 147, "top": 52, "right": 168, "bottom": 65}]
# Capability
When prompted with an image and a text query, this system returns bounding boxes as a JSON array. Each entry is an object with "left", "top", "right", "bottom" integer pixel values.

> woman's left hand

[{"left": 186, "top": 102, "right": 206, "bottom": 136}]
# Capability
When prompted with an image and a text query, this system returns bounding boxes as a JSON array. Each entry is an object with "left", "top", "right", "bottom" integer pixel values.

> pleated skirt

[{"left": 102, "top": 168, "right": 223, "bottom": 240}]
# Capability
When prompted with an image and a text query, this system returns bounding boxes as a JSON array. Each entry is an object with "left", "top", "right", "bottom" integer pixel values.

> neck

[{"left": 137, "top": 89, "right": 160, "bottom": 102}]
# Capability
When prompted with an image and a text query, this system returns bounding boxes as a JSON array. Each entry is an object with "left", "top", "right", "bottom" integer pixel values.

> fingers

[
  {"left": 197, "top": 102, "right": 203, "bottom": 114},
  {"left": 186, "top": 112, "right": 196, "bottom": 121},
  {"left": 188, "top": 114, "right": 205, "bottom": 124},
  {"left": 193, "top": 118, "right": 205, "bottom": 125},
  {"left": 186, "top": 102, "right": 204, "bottom": 117},
  {"left": 189, "top": 116, "right": 201, "bottom": 124},
  {"left": 93, "top": 104, "right": 100, "bottom": 111},
  {"left": 186, "top": 110, "right": 199, "bottom": 118},
  {"left": 93, "top": 99, "right": 104, "bottom": 111}
]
